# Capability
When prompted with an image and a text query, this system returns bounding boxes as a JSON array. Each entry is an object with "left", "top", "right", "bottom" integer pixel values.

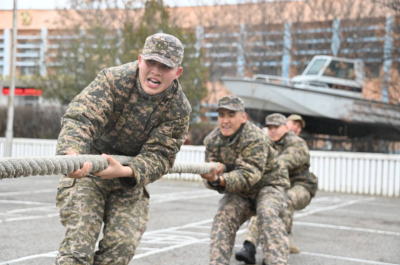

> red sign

[{"left": 2, "top": 87, "right": 43, "bottom": 97}]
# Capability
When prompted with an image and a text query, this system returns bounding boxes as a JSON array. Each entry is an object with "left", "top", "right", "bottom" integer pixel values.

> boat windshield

[
  {"left": 305, "top": 59, "right": 327, "bottom": 75},
  {"left": 323, "top": 60, "right": 356, "bottom": 80}
]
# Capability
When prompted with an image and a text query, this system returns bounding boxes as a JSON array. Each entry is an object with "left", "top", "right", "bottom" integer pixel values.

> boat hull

[{"left": 221, "top": 78, "right": 400, "bottom": 127}]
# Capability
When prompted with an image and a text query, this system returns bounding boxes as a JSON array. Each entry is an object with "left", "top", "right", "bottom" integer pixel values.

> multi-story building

[
  {"left": 0, "top": 1, "right": 398, "bottom": 108},
  {"left": 0, "top": 1, "right": 399, "bottom": 152}
]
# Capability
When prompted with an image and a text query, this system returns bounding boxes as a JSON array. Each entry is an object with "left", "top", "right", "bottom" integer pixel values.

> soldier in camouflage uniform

[
  {"left": 286, "top": 114, "right": 306, "bottom": 136},
  {"left": 54, "top": 33, "right": 191, "bottom": 265},
  {"left": 200, "top": 96, "right": 290, "bottom": 265},
  {"left": 236, "top": 113, "right": 318, "bottom": 264}
]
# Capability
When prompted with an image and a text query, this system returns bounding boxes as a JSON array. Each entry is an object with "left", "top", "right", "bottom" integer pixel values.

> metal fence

[
  {"left": 311, "top": 151, "right": 400, "bottom": 197},
  {"left": 0, "top": 138, "right": 399, "bottom": 197},
  {"left": 0, "top": 137, "right": 58, "bottom": 158}
]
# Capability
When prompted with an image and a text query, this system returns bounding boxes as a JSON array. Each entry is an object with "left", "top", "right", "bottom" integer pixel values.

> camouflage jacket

[
  {"left": 56, "top": 61, "right": 191, "bottom": 189},
  {"left": 275, "top": 131, "right": 318, "bottom": 196},
  {"left": 204, "top": 121, "right": 289, "bottom": 197}
]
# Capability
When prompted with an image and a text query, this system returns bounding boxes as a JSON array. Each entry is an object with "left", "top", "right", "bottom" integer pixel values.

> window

[
  {"left": 323, "top": 60, "right": 356, "bottom": 80},
  {"left": 20, "top": 66, "right": 38, "bottom": 76},
  {"left": 365, "top": 63, "right": 381, "bottom": 79},
  {"left": 23, "top": 96, "right": 39, "bottom": 107},
  {"left": 305, "top": 59, "right": 326, "bottom": 75}
]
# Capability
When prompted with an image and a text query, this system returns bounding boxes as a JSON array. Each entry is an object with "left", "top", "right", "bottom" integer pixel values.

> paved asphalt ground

[{"left": 0, "top": 175, "right": 399, "bottom": 265}]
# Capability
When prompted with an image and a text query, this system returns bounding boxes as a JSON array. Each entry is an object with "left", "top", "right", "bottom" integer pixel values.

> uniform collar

[
  {"left": 216, "top": 122, "right": 246, "bottom": 146},
  {"left": 275, "top": 132, "right": 288, "bottom": 145}
]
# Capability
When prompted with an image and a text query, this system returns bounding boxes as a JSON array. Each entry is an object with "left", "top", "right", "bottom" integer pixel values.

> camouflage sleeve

[
  {"left": 56, "top": 69, "right": 113, "bottom": 155},
  {"left": 204, "top": 145, "right": 218, "bottom": 163},
  {"left": 222, "top": 138, "right": 268, "bottom": 193},
  {"left": 127, "top": 115, "right": 190, "bottom": 188},
  {"left": 278, "top": 141, "right": 309, "bottom": 171},
  {"left": 203, "top": 141, "right": 221, "bottom": 192}
]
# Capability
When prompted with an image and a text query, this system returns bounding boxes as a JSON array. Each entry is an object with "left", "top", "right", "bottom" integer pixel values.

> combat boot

[
  {"left": 235, "top": 241, "right": 256, "bottom": 264},
  {"left": 290, "top": 242, "right": 300, "bottom": 253}
]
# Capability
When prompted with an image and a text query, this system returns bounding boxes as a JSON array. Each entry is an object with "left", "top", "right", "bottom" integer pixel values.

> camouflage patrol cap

[
  {"left": 287, "top": 114, "right": 306, "bottom": 128},
  {"left": 265, "top": 113, "right": 287, "bottom": 126},
  {"left": 142, "top": 33, "right": 184, "bottom": 68},
  {"left": 217, "top": 95, "right": 245, "bottom": 112}
]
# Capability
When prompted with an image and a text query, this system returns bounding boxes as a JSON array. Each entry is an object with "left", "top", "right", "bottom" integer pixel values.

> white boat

[{"left": 221, "top": 56, "right": 400, "bottom": 127}]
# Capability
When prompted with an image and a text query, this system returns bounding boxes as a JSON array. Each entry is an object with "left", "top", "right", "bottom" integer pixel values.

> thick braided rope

[{"left": 0, "top": 155, "right": 226, "bottom": 180}]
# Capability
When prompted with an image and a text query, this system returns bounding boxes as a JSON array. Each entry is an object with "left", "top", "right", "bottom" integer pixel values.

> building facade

[{"left": 0, "top": 2, "right": 399, "bottom": 107}]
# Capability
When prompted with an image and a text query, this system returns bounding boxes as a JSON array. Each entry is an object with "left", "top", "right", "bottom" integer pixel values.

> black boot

[
  {"left": 235, "top": 241, "right": 256, "bottom": 264},
  {"left": 262, "top": 259, "right": 266, "bottom": 265}
]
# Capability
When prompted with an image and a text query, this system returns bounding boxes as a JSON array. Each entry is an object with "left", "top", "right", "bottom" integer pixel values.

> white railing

[
  {"left": 310, "top": 151, "right": 400, "bottom": 197},
  {"left": 0, "top": 138, "right": 399, "bottom": 197},
  {"left": 0, "top": 138, "right": 58, "bottom": 158},
  {"left": 166, "top": 145, "right": 206, "bottom": 182}
]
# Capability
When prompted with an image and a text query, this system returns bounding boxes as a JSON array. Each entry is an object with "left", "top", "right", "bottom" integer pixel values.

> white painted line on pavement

[
  {"left": 300, "top": 251, "right": 400, "bottom": 265},
  {"left": 294, "top": 221, "right": 400, "bottom": 236},
  {"left": 161, "top": 230, "right": 210, "bottom": 236},
  {"left": 0, "top": 199, "right": 52, "bottom": 206},
  {"left": 193, "top": 225, "right": 212, "bottom": 229},
  {"left": 0, "top": 189, "right": 55, "bottom": 197},
  {"left": 0, "top": 190, "right": 218, "bottom": 223},
  {"left": 0, "top": 205, "right": 55, "bottom": 215},
  {"left": 0, "top": 213, "right": 59, "bottom": 223},
  {"left": 136, "top": 247, "right": 159, "bottom": 251},
  {"left": 0, "top": 194, "right": 389, "bottom": 264},
  {"left": 332, "top": 208, "right": 400, "bottom": 217},
  {"left": 232, "top": 245, "right": 400, "bottom": 265},
  {"left": 0, "top": 251, "right": 58, "bottom": 265},
  {"left": 142, "top": 234, "right": 200, "bottom": 243},
  {"left": 151, "top": 193, "right": 221, "bottom": 203},
  {"left": 0, "top": 219, "right": 214, "bottom": 264},
  {"left": 132, "top": 238, "right": 210, "bottom": 260},
  {"left": 0, "top": 236, "right": 198, "bottom": 264},
  {"left": 294, "top": 197, "right": 375, "bottom": 218},
  {"left": 236, "top": 228, "right": 247, "bottom": 235},
  {"left": 311, "top": 196, "right": 341, "bottom": 202},
  {"left": 234, "top": 244, "right": 399, "bottom": 265},
  {"left": 144, "top": 219, "right": 214, "bottom": 235},
  {"left": 150, "top": 189, "right": 214, "bottom": 198},
  {"left": 150, "top": 189, "right": 221, "bottom": 203},
  {"left": 361, "top": 201, "right": 400, "bottom": 208},
  {"left": 141, "top": 240, "right": 194, "bottom": 245}
]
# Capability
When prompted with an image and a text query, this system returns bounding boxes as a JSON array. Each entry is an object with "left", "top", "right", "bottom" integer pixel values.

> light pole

[{"left": 5, "top": 0, "right": 18, "bottom": 157}]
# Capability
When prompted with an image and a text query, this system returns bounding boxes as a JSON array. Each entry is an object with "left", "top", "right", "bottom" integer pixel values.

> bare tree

[{"left": 33, "top": 0, "right": 208, "bottom": 121}]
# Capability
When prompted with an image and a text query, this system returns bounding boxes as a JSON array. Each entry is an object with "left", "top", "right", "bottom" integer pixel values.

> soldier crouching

[
  {"left": 54, "top": 33, "right": 191, "bottom": 265},
  {"left": 237, "top": 113, "right": 318, "bottom": 263},
  {"left": 200, "top": 96, "right": 290, "bottom": 265}
]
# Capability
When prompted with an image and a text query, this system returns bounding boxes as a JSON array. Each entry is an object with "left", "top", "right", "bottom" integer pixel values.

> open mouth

[{"left": 148, "top": 78, "right": 161, "bottom": 86}]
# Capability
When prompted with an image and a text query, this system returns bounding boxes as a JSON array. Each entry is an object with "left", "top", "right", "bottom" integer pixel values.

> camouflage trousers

[
  {"left": 209, "top": 186, "right": 289, "bottom": 265},
  {"left": 245, "top": 184, "right": 311, "bottom": 246},
  {"left": 55, "top": 176, "right": 150, "bottom": 265}
]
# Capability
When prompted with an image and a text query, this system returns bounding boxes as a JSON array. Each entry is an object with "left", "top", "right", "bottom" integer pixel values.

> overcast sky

[{"left": 0, "top": 0, "right": 248, "bottom": 10}]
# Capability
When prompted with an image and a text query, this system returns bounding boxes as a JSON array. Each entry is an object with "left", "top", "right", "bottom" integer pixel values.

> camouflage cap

[
  {"left": 265, "top": 113, "right": 287, "bottom": 126},
  {"left": 287, "top": 114, "right": 306, "bottom": 128},
  {"left": 142, "top": 33, "right": 184, "bottom": 68},
  {"left": 217, "top": 95, "right": 245, "bottom": 112}
]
